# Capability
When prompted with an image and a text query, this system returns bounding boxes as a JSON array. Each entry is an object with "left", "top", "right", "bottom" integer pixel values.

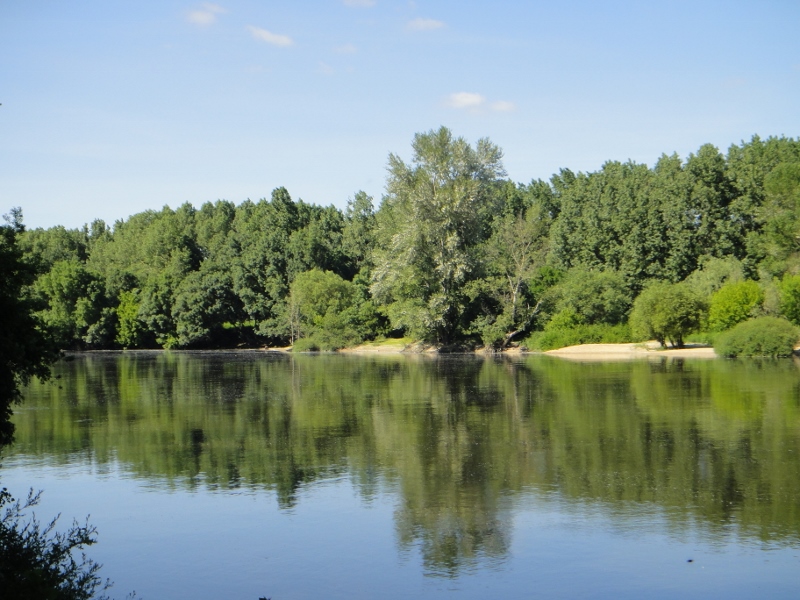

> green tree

[
  {"left": 371, "top": 127, "right": 505, "bottom": 342},
  {"left": 341, "top": 191, "right": 377, "bottom": 279},
  {"left": 171, "top": 264, "right": 245, "bottom": 348},
  {"left": 551, "top": 268, "right": 632, "bottom": 326},
  {"left": 0, "top": 208, "right": 60, "bottom": 446},
  {"left": 630, "top": 282, "right": 706, "bottom": 348},
  {"left": 231, "top": 189, "right": 301, "bottom": 341},
  {"left": 778, "top": 274, "right": 800, "bottom": 326},
  {"left": 288, "top": 269, "right": 378, "bottom": 349},
  {"left": 115, "top": 290, "right": 145, "bottom": 349},
  {"left": 683, "top": 255, "right": 745, "bottom": 297},
  {"left": 469, "top": 203, "right": 549, "bottom": 348},
  {"left": 707, "top": 280, "right": 764, "bottom": 332},
  {"left": 760, "top": 162, "right": 800, "bottom": 269},
  {"left": 33, "top": 259, "right": 108, "bottom": 349}
]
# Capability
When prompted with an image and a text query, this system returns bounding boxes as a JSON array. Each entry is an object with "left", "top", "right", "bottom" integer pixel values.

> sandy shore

[
  {"left": 337, "top": 342, "right": 410, "bottom": 354},
  {"left": 544, "top": 341, "right": 716, "bottom": 360},
  {"left": 336, "top": 340, "right": 717, "bottom": 360}
]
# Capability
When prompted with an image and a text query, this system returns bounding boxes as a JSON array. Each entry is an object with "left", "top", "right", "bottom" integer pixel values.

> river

[{"left": 3, "top": 351, "right": 799, "bottom": 599}]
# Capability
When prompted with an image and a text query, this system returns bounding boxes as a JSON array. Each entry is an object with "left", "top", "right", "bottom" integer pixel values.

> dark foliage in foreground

[{"left": 0, "top": 488, "right": 112, "bottom": 600}]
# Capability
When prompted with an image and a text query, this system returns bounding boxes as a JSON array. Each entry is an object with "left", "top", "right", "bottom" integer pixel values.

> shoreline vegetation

[
  {"left": 8, "top": 127, "right": 800, "bottom": 362},
  {"left": 69, "top": 340, "right": 721, "bottom": 360}
]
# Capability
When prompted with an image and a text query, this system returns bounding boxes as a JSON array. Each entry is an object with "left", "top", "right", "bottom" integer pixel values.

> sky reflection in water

[{"left": 3, "top": 352, "right": 800, "bottom": 599}]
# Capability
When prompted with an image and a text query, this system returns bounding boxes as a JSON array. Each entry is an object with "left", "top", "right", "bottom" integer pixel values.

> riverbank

[
  {"left": 336, "top": 340, "right": 717, "bottom": 359},
  {"left": 543, "top": 341, "right": 716, "bottom": 360}
]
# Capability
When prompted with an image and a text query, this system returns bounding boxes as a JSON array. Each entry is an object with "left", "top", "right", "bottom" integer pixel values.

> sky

[{"left": 2, "top": 0, "right": 799, "bottom": 230}]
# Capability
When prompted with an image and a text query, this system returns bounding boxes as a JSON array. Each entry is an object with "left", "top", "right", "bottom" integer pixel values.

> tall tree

[
  {"left": 469, "top": 197, "right": 550, "bottom": 348},
  {"left": 371, "top": 127, "right": 505, "bottom": 342}
]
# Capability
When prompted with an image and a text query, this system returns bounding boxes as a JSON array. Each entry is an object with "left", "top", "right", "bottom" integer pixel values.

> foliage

[
  {"left": 760, "top": 162, "right": 800, "bottom": 267},
  {"left": 0, "top": 488, "right": 113, "bottom": 600},
  {"left": 172, "top": 264, "right": 245, "bottom": 348},
  {"left": 13, "top": 132, "right": 800, "bottom": 352},
  {"left": 550, "top": 268, "right": 632, "bottom": 325},
  {"left": 682, "top": 255, "right": 745, "bottom": 297},
  {"left": 525, "top": 308, "right": 631, "bottom": 351},
  {"left": 714, "top": 316, "right": 799, "bottom": 358},
  {"left": 468, "top": 200, "right": 550, "bottom": 348},
  {"left": 629, "top": 282, "right": 706, "bottom": 348},
  {"left": 341, "top": 191, "right": 376, "bottom": 278},
  {"left": 778, "top": 274, "right": 800, "bottom": 326},
  {"left": 371, "top": 126, "right": 505, "bottom": 342},
  {"left": 33, "top": 259, "right": 108, "bottom": 349},
  {"left": 289, "top": 269, "right": 379, "bottom": 350},
  {"left": 0, "top": 208, "right": 60, "bottom": 446},
  {"left": 114, "top": 290, "right": 144, "bottom": 349},
  {"left": 707, "top": 280, "right": 764, "bottom": 332}
]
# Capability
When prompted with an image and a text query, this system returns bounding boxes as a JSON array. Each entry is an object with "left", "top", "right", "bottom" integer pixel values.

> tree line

[{"left": 9, "top": 127, "right": 800, "bottom": 352}]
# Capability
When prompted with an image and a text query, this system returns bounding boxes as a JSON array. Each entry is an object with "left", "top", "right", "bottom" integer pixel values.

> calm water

[{"left": 3, "top": 352, "right": 800, "bottom": 599}]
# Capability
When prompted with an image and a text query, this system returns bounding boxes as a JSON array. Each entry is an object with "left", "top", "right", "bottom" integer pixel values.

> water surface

[{"left": 3, "top": 352, "right": 800, "bottom": 598}]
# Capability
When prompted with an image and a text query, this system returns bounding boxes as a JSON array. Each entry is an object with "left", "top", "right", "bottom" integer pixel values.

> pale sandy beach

[
  {"left": 335, "top": 340, "right": 717, "bottom": 359},
  {"left": 543, "top": 342, "right": 716, "bottom": 360},
  {"left": 336, "top": 342, "right": 410, "bottom": 354}
]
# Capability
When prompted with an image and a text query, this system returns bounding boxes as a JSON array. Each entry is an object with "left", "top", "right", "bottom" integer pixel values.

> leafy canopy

[{"left": 371, "top": 126, "right": 505, "bottom": 343}]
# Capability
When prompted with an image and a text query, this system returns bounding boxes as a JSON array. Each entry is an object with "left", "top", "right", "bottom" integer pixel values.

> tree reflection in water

[{"left": 12, "top": 352, "right": 800, "bottom": 575}]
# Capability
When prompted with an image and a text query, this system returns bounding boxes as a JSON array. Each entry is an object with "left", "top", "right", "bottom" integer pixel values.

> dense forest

[{"left": 9, "top": 127, "right": 800, "bottom": 352}]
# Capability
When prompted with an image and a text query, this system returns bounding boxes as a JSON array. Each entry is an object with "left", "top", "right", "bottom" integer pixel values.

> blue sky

[{"left": 2, "top": 1, "right": 799, "bottom": 230}]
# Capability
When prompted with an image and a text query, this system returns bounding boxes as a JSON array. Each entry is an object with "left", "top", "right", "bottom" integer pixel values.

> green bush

[
  {"left": 550, "top": 268, "right": 632, "bottom": 325},
  {"left": 0, "top": 488, "right": 113, "bottom": 600},
  {"left": 288, "top": 269, "right": 380, "bottom": 349},
  {"left": 630, "top": 282, "right": 706, "bottom": 348},
  {"left": 525, "top": 310, "right": 631, "bottom": 351},
  {"left": 714, "top": 316, "right": 799, "bottom": 358},
  {"left": 707, "top": 280, "right": 764, "bottom": 332},
  {"left": 779, "top": 274, "right": 800, "bottom": 325},
  {"left": 292, "top": 337, "right": 322, "bottom": 352}
]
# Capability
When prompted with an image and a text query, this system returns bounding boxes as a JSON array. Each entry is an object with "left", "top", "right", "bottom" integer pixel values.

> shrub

[
  {"left": 288, "top": 269, "right": 379, "bottom": 349},
  {"left": 779, "top": 274, "right": 800, "bottom": 325},
  {"left": 630, "top": 282, "right": 706, "bottom": 348},
  {"left": 0, "top": 488, "right": 113, "bottom": 600},
  {"left": 683, "top": 255, "right": 744, "bottom": 297},
  {"left": 291, "top": 337, "right": 321, "bottom": 352},
  {"left": 714, "top": 316, "right": 799, "bottom": 358},
  {"left": 707, "top": 280, "right": 764, "bottom": 332},
  {"left": 525, "top": 309, "right": 631, "bottom": 350},
  {"left": 550, "top": 268, "right": 631, "bottom": 325}
]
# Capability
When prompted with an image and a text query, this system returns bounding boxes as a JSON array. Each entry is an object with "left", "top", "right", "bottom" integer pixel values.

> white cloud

[
  {"left": 319, "top": 62, "right": 335, "bottom": 76},
  {"left": 407, "top": 17, "right": 445, "bottom": 31},
  {"left": 491, "top": 100, "right": 516, "bottom": 112},
  {"left": 446, "top": 93, "right": 516, "bottom": 114},
  {"left": 343, "top": 0, "right": 376, "bottom": 6},
  {"left": 187, "top": 3, "right": 226, "bottom": 27},
  {"left": 248, "top": 26, "right": 294, "bottom": 47},
  {"left": 335, "top": 43, "right": 358, "bottom": 54},
  {"left": 447, "top": 92, "right": 486, "bottom": 109}
]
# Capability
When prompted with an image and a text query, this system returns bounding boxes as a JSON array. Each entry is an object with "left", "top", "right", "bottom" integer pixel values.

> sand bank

[
  {"left": 544, "top": 342, "right": 716, "bottom": 361},
  {"left": 292, "top": 340, "right": 718, "bottom": 360}
]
